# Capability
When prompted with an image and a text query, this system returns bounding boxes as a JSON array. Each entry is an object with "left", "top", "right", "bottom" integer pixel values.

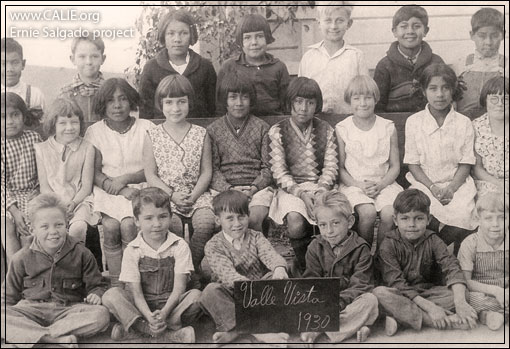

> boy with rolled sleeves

[
  {"left": 1, "top": 193, "right": 109, "bottom": 347},
  {"left": 373, "top": 189, "right": 477, "bottom": 336}
]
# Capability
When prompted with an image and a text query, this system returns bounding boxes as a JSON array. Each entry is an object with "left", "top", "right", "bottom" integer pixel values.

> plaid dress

[{"left": 1, "top": 130, "right": 42, "bottom": 220}]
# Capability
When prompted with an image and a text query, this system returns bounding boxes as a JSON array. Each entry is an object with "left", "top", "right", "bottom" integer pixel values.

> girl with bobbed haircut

[
  {"left": 285, "top": 76, "right": 323, "bottom": 114},
  {"left": 42, "top": 98, "right": 85, "bottom": 137},
  {"left": 154, "top": 74, "right": 196, "bottom": 113},
  {"left": 479, "top": 76, "right": 508, "bottom": 108},
  {"left": 419, "top": 64, "right": 464, "bottom": 102},
  {"left": 93, "top": 78, "right": 140, "bottom": 118},
  {"left": 216, "top": 69, "right": 258, "bottom": 110},
  {"left": 234, "top": 13, "right": 275, "bottom": 47},
  {"left": 2, "top": 92, "right": 39, "bottom": 126},
  {"left": 344, "top": 75, "right": 380, "bottom": 104}
]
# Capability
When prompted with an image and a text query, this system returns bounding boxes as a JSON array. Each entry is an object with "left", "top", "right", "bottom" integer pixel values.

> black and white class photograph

[{"left": 1, "top": 0, "right": 508, "bottom": 347}]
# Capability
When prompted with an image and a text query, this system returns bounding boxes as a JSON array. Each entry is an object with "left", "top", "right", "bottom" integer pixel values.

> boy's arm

[
  {"left": 82, "top": 248, "right": 108, "bottom": 298},
  {"left": 377, "top": 240, "right": 420, "bottom": 300},
  {"left": 209, "top": 130, "right": 233, "bottom": 192},
  {"left": 205, "top": 240, "right": 249, "bottom": 289},
  {"left": 1, "top": 255, "right": 25, "bottom": 307},
  {"left": 463, "top": 270, "right": 504, "bottom": 299},
  {"left": 373, "top": 61, "right": 390, "bottom": 112},
  {"left": 190, "top": 133, "right": 212, "bottom": 203},
  {"left": 431, "top": 235, "right": 467, "bottom": 289},
  {"left": 377, "top": 126, "right": 400, "bottom": 188},
  {"left": 160, "top": 273, "right": 188, "bottom": 320},
  {"left": 255, "top": 232, "right": 288, "bottom": 273},
  {"left": 268, "top": 126, "right": 302, "bottom": 197},
  {"left": 127, "top": 281, "right": 156, "bottom": 321},
  {"left": 339, "top": 245, "right": 374, "bottom": 310},
  {"left": 302, "top": 242, "right": 323, "bottom": 278},
  {"left": 317, "top": 127, "right": 339, "bottom": 191}
]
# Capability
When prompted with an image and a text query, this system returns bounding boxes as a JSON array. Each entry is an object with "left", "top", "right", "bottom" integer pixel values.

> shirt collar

[
  {"left": 222, "top": 231, "right": 245, "bottom": 244},
  {"left": 474, "top": 50, "right": 500, "bottom": 63},
  {"left": 49, "top": 136, "right": 82, "bottom": 153},
  {"left": 1, "top": 80, "right": 25, "bottom": 92},
  {"left": 130, "top": 231, "right": 181, "bottom": 253},
  {"left": 422, "top": 105, "right": 457, "bottom": 135},
  {"left": 70, "top": 72, "right": 104, "bottom": 89},
  {"left": 308, "top": 40, "right": 354, "bottom": 59},
  {"left": 397, "top": 44, "right": 422, "bottom": 64},
  {"left": 169, "top": 51, "right": 190, "bottom": 67}
]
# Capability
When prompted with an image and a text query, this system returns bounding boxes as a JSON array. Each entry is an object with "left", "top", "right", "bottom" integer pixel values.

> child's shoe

[
  {"left": 480, "top": 311, "right": 504, "bottom": 331},
  {"left": 110, "top": 323, "right": 141, "bottom": 341},
  {"left": 384, "top": 316, "right": 398, "bottom": 336},
  {"left": 356, "top": 326, "right": 371, "bottom": 342},
  {"left": 157, "top": 326, "right": 195, "bottom": 343}
]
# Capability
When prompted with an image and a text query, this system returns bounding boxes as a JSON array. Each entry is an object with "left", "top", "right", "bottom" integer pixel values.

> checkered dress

[{"left": 1, "top": 130, "right": 41, "bottom": 219}]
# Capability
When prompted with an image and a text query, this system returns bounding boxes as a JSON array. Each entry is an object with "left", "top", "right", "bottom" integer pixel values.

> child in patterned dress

[{"left": 143, "top": 75, "right": 215, "bottom": 286}]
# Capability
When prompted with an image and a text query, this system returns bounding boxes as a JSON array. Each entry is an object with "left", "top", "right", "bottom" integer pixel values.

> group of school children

[{"left": 1, "top": 3, "right": 508, "bottom": 347}]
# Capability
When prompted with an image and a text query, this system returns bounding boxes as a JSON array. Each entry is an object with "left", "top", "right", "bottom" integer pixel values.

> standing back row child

[
  {"left": 299, "top": 2, "right": 368, "bottom": 114},
  {"left": 140, "top": 9, "right": 217, "bottom": 119},
  {"left": 59, "top": 36, "right": 106, "bottom": 122},
  {"left": 216, "top": 14, "right": 290, "bottom": 117},
  {"left": 374, "top": 5, "right": 444, "bottom": 113},
  {"left": 455, "top": 7, "right": 507, "bottom": 119},
  {"left": 1, "top": 38, "right": 46, "bottom": 120}
]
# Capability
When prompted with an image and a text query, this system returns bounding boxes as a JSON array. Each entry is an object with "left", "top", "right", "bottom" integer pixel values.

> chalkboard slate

[{"left": 234, "top": 278, "right": 340, "bottom": 334}]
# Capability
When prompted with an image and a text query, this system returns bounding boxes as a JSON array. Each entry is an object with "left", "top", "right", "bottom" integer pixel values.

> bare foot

[
  {"left": 300, "top": 331, "right": 321, "bottom": 344},
  {"left": 40, "top": 334, "right": 78, "bottom": 348},
  {"left": 212, "top": 330, "right": 240, "bottom": 344},
  {"left": 356, "top": 326, "right": 371, "bottom": 342},
  {"left": 253, "top": 332, "right": 289, "bottom": 344}
]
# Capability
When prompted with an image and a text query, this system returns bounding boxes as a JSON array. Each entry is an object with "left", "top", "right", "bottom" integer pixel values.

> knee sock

[
  {"left": 191, "top": 209, "right": 216, "bottom": 271},
  {"left": 103, "top": 243, "right": 122, "bottom": 281},
  {"left": 289, "top": 236, "right": 312, "bottom": 274}
]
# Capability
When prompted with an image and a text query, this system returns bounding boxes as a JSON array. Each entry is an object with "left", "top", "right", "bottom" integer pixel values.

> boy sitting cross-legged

[
  {"left": 102, "top": 187, "right": 202, "bottom": 343},
  {"left": 300, "top": 190, "right": 379, "bottom": 344},
  {"left": 199, "top": 190, "right": 290, "bottom": 344},
  {"left": 373, "top": 189, "right": 478, "bottom": 336}
]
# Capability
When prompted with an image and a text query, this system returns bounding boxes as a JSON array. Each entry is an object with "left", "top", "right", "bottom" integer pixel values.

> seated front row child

[
  {"left": 336, "top": 75, "right": 402, "bottom": 248},
  {"left": 374, "top": 189, "right": 477, "bottom": 337},
  {"left": 301, "top": 190, "right": 378, "bottom": 344},
  {"left": 458, "top": 193, "right": 509, "bottom": 331},
  {"left": 268, "top": 77, "right": 339, "bottom": 274},
  {"left": 199, "top": 190, "right": 290, "bottom": 344},
  {"left": 207, "top": 70, "right": 274, "bottom": 234},
  {"left": 35, "top": 98, "right": 98, "bottom": 243},
  {"left": 102, "top": 187, "right": 201, "bottom": 343},
  {"left": 1, "top": 193, "right": 109, "bottom": 347}
]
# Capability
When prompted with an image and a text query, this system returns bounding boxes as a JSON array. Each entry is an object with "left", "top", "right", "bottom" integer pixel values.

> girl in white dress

[
  {"left": 143, "top": 75, "right": 215, "bottom": 281},
  {"left": 35, "top": 98, "right": 98, "bottom": 242},
  {"left": 84, "top": 78, "right": 154, "bottom": 285},
  {"left": 404, "top": 64, "right": 477, "bottom": 255},
  {"left": 336, "top": 76, "right": 402, "bottom": 248}
]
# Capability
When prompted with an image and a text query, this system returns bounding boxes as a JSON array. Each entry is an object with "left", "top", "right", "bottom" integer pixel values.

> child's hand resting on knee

[
  {"left": 84, "top": 293, "right": 102, "bottom": 305},
  {"left": 300, "top": 192, "right": 315, "bottom": 220}
]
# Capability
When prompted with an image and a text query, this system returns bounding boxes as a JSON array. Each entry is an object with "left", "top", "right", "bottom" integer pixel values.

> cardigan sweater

[
  {"left": 207, "top": 114, "right": 273, "bottom": 192},
  {"left": 374, "top": 41, "right": 444, "bottom": 113},
  {"left": 139, "top": 48, "right": 217, "bottom": 119}
]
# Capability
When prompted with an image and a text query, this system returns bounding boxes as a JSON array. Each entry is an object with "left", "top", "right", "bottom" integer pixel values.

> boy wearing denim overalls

[{"left": 102, "top": 187, "right": 202, "bottom": 343}]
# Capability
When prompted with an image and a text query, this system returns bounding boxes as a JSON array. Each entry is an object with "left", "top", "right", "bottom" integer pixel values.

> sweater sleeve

[
  {"left": 268, "top": 125, "right": 302, "bottom": 197},
  {"left": 2, "top": 254, "right": 25, "bottom": 306},
  {"left": 139, "top": 60, "right": 157, "bottom": 119},
  {"left": 254, "top": 231, "right": 287, "bottom": 272},
  {"left": 205, "top": 238, "right": 249, "bottom": 289},
  {"left": 374, "top": 59, "right": 391, "bottom": 112},
  {"left": 431, "top": 235, "right": 467, "bottom": 287},
  {"left": 251, "top": 124, "right": 273, "bottom": 190},
  {"left": 339, "top": 245, "right": 374, "bottom": 310},
  {"left": 302, "top": 240, "right": 324, "bottom": 278},
  {"left": 377, "top": 239, "right": 420, "bottom": 300},
  {"left": 317, "top": 127, "right": 339, "bottom": 190},
  {"left": 209, "top": 128, "right": 233, "bottom": 192}
]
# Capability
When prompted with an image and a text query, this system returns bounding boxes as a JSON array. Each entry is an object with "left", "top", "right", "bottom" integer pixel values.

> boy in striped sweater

[{"left": 199, "top": 190, "right": 289, "bottom": 344}]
